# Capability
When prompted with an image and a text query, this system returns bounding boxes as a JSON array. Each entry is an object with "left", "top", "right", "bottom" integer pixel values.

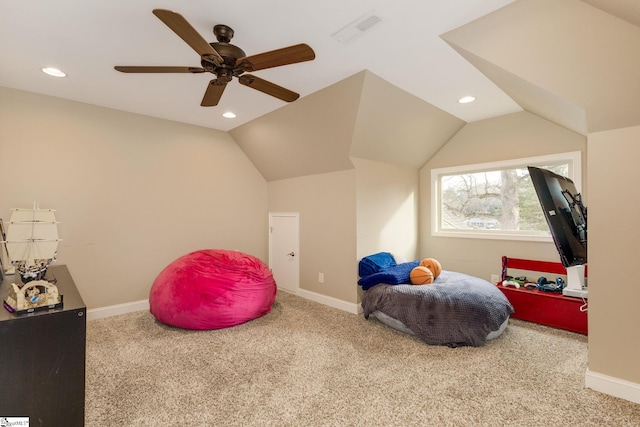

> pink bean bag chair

[{"left": 149, "top": 249, "right": 277, "bottom": 330}]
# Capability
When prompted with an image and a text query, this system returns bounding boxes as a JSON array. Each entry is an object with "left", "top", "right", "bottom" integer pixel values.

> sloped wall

[
  {"left": 231, "top": 70, "right": 465, "bottom": 181},
  {"left": 442, "top": 0, "right": 640, "bottom": 133},
  {"left": 229, "top": 72, "right": 364, "bottom": 181},
  {"left": 350, "top": 72, "right": 464, "bottom": 168}
]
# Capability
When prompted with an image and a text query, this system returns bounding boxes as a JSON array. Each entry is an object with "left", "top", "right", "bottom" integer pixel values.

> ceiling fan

[{"left": 114, "top": 9, "right": 316, "bottom": 107}]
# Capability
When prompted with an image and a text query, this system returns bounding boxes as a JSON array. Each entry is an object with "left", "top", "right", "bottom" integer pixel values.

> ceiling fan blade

[
  {"left": 238, "top": 75, "right": 299, "bottom": 102},
  {"left": 237, "top": 43, "right": 315, "bottom": 72},
  {"left": 201, "top": 80, "right": 227, "bottom": 106},
  {"left": 152, "top": 9, "right": 224, "bottom": 65},
  {"left": 114, "top": 66, "right": 205, "bottom": 73}
]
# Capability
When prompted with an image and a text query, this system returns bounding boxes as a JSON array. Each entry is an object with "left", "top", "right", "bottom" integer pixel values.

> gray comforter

[{"left": 361, "top": 270, "right": 514, "bottom": 347}]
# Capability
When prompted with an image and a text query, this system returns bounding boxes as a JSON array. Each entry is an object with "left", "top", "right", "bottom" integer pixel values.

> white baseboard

[
  {"left": 86, "top": 290, "right": 362, "bottom": 321},
  {"left": 585, "top": 369, "right": 640, "bottom": 404},
  {"left": 87, "top": 299, "right": 149, "bottom": 321},
  {"left": 296, "top": 288, "right": 362, "bottom": 314}
]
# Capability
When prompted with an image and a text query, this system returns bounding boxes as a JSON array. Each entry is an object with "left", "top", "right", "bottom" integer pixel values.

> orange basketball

[
  {"left": 410, "top": 266, "right": 434, "bottom": 285},
  {"left": 420, "top": 258, "right": 442, "bottom": 278}
]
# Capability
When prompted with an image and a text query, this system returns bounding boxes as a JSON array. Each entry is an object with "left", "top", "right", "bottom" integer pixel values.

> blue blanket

[
  {"left": 358, "top": 252, "right": 397, "bottom": 277},
  {"left": 357, "top": 261, "right": 420, "bottom": 290}
]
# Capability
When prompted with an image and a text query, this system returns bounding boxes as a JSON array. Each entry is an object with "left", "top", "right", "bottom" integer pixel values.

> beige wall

[
  {"left": 268, "top": 170, "right": 357, "bottom": 303},
  {"left": 354, "top": 157, "right": 419, "bottom": 263},
  {"left": 587, "top": 125, "right": 640, "bottom": 384},
  {"left": 419, "top": 111, "right": 587, "bottom": 281},
  {"left": 266, "top": 158, "right": 419, "bottom": 306},
  {"left": 354, "top": 158, "right": 419, "bottom": 302},
  {"left": 0, "top": 87, "right": 268, "bottom": 309}
]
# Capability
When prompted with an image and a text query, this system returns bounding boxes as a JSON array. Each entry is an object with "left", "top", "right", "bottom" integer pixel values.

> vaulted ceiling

[
  {"left": 442, "top": 0, "right": 640, "bottom": 134},
  {"left": 229, "top": 71, "right": 465, "bottom": 181},
  {"left": 2, "top": 1, "right": 639, "bottom": 181},
  {"left": 0, "top": 0, "right": 520, "bottom": 131},
  {"left": 230, "top": 0, "right": 640, "bottom": 180}
]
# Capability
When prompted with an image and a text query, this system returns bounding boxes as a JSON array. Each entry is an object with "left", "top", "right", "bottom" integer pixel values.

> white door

[{"left": 269, "top": 212, "right": 299, "bottom": 293}]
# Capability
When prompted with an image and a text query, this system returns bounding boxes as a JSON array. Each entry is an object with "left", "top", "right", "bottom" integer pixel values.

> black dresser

[{"left": 0, "top": 265, "right": 86, "bottom": 426}]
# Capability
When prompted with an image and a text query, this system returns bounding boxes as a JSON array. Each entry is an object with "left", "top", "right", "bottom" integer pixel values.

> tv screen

[{"left": 528, "top": 166, "right": 587, "bottom": 268}]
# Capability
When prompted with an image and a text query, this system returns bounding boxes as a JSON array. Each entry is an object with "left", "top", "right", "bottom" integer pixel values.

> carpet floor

[{"left": 85, "top": 291, "right": 640, "bottom": 426}]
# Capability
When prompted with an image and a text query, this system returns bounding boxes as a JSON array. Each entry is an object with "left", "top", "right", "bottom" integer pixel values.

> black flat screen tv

[{"left": 528, "top": 166, "right": 587, "bottom": 268}]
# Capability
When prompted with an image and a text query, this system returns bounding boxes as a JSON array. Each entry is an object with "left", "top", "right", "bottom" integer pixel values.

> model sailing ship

[{"left": 2, "top": 203, "right": 63, "bottom": 314}]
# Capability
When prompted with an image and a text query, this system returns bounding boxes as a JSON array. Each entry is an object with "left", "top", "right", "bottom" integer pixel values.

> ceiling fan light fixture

[
  {"left": 42, "top": 67, "right": 66, "bottom": 78},
  {"left": 458, "top": 95, "right": 476, "bottom": 104},
  {"left": 223, "top": 111, "right": 236, "bottom": 118}
]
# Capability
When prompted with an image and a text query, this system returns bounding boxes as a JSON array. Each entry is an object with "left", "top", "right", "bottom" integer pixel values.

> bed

[{"left": 358, "top": 253, "right": 514, "bottom": 347}]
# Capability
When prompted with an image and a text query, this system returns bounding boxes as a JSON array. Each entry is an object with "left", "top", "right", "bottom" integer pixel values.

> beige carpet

[{"left": 86, "top": 291, "right": 640, "bottom": 426}]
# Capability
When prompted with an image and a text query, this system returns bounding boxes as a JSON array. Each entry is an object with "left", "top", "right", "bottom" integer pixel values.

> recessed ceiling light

[
  {"left": 223, "top": 111, "right": 236, "bottom": 118},
  {"left": 42, "top": 67, "right": 66, "bottom": 78},
  {"left": 458, "top": 96, "right": 476, "bottom": 104}
]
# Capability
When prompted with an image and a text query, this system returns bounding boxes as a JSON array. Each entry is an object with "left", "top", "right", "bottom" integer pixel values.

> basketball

[
  {"left": 410, "top": 266, "right": 434, "bottom": 285},
  {"left": 420, "top": 258, "right": 442, "bottom": 278}
]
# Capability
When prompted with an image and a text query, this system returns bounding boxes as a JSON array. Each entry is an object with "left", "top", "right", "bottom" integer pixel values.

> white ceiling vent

[{"left": 332, "top": 10, "right": 383, "bottom": 45}]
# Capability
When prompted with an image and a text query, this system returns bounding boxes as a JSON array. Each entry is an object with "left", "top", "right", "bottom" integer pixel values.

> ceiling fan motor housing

[
  {"left": 202, "top": 24, "right": 245, "bottom": 81},
  {"left": 204, "top": 41, "right": 246, "bottom": 82}
]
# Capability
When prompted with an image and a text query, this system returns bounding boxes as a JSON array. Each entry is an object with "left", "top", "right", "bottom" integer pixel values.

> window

[{"left": 431, "top": 151, "right": 582, "bottom": 241}]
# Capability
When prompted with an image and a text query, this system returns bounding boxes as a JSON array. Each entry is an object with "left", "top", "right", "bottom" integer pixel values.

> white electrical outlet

[
  {"left": 491, "top": 274, "right": 500, "bottom": 284},
  {"left": 318, "top": 273, "right": 324, "bottom": 283}
]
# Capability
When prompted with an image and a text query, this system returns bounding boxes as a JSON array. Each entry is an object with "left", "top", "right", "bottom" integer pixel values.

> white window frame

[{"left": 431, "top": 151, "right": 582, "bottom": 241}]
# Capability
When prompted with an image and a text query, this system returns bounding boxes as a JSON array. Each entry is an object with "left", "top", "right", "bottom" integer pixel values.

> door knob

[{"left": 287, "top": 252, "right": 295, "bottom": 257}]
